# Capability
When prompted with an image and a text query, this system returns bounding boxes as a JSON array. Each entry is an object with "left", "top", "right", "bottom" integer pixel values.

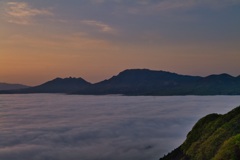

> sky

[{"left": 0, "top": 0, "right": 240, "bottom": 85}]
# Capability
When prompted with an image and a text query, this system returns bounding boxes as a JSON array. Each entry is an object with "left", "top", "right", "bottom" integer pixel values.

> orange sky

[{"left": 1, "top": 0, "right": 240, "bottom": 85}]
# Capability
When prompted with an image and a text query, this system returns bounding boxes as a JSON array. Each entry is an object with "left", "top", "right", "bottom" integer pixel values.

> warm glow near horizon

[{"left": 1, "top": 0, "right": 240, "bottom": 85}]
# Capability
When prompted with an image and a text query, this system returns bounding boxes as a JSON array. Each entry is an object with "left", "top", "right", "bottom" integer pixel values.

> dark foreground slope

[{"left": 160, "top": 106, "right": 240, "bottom": 160}]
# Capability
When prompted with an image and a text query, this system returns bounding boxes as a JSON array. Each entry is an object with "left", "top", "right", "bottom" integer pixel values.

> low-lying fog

[{"left": 1, "top": 95, "right": 240, "bottom": 160}]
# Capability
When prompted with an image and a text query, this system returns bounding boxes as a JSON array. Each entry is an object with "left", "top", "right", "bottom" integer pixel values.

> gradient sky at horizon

[{"left": 1, "top": 0, "right": 240, "bottom": 85}]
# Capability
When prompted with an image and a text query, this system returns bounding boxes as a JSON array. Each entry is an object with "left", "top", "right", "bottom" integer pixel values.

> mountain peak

[
  {"left": 12, "top": 77, "right": 92, "bottom": 93},
  {"left": 118, "top": 69, "right": 172, "bottom": 75},
  {"left": 205, "top": 73, "right": 234, "bottom": 79},
  {"left": 45, "top": 77, "right": 90, "bottom": 85}
]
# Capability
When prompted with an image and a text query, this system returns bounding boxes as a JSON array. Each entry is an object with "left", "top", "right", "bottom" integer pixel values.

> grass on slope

[{"left": 160, "top": 106, "right": 240, "bottom": 160}]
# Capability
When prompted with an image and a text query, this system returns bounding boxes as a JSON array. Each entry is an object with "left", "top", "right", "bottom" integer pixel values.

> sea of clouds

[{"left": 1, "top": 94, "right": 240, "bottom": 160}]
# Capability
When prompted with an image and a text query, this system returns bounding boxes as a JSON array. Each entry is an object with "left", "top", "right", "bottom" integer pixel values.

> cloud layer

[
  {"left": 1, "top": 95, "right": 240, "bottom": 160},
  {"left": 81, "top": 20, "right": 116, "bottom": 34},
  {"left": 5, "top": 2, "right": 52, "bottom": 25}
]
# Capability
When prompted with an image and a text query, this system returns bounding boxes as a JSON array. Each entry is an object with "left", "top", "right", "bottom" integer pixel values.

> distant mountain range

[
  {"left": 1, "top": 69, "right": 240, "bottom": 95},
  {"left": 0, "top": 77, "right": 91, "bottom": 94},
  {"left": 160, "top": 105, "right": 240, "bottom": 160},
  {"left": 0, "top": 83, "right": 29, "bottom": 91}
]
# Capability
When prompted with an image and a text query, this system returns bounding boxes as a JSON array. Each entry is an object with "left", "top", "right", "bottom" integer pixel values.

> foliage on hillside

[{"left": 160, "top": 106, "right": 240, "bottom": 160}]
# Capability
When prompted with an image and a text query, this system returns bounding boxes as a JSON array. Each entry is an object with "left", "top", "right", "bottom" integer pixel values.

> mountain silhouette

[
  {"left": 75, "top": 69, "right": 240, "bottom": 95},
  {"left": 1, "top": 69, "right": 240, "bottom": 95},
  {"left": 29, "top": 77, "right": 91, "bottom": 93},
  {"left": 76, "top": 69, "right": 202, "bottom": 95},
  {"left": 0, "top": 77, "right": 91, "bottom": 94},
  {"left": 0, "top": 83, "right": 29, "bottom": 91}
]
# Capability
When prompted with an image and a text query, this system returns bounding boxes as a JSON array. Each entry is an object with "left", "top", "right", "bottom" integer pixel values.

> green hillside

[{"left": 160, "top": 106, "right": 240, "bottom": 160}]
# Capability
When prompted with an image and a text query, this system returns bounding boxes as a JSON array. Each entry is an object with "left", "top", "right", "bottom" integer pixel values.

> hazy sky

[{"left": 1, "top": 0, "right": 240, "bottom": 85}]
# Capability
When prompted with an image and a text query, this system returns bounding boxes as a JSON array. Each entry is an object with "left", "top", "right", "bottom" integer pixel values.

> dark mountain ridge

[
  {"left": 76, "top": 69, "right": 202, "bottom": 95},
  {"left": 0, "top": 83, "right": 29, "bottom": 91},
  {"left": 29, "top": 77, "right": 91, "bottom": 93},
  {"left": 0, "top": 77, "right": 91, "bottom": 94},
  {"left": 0, "top": 69, "right": 240, "bottom": 95}
]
